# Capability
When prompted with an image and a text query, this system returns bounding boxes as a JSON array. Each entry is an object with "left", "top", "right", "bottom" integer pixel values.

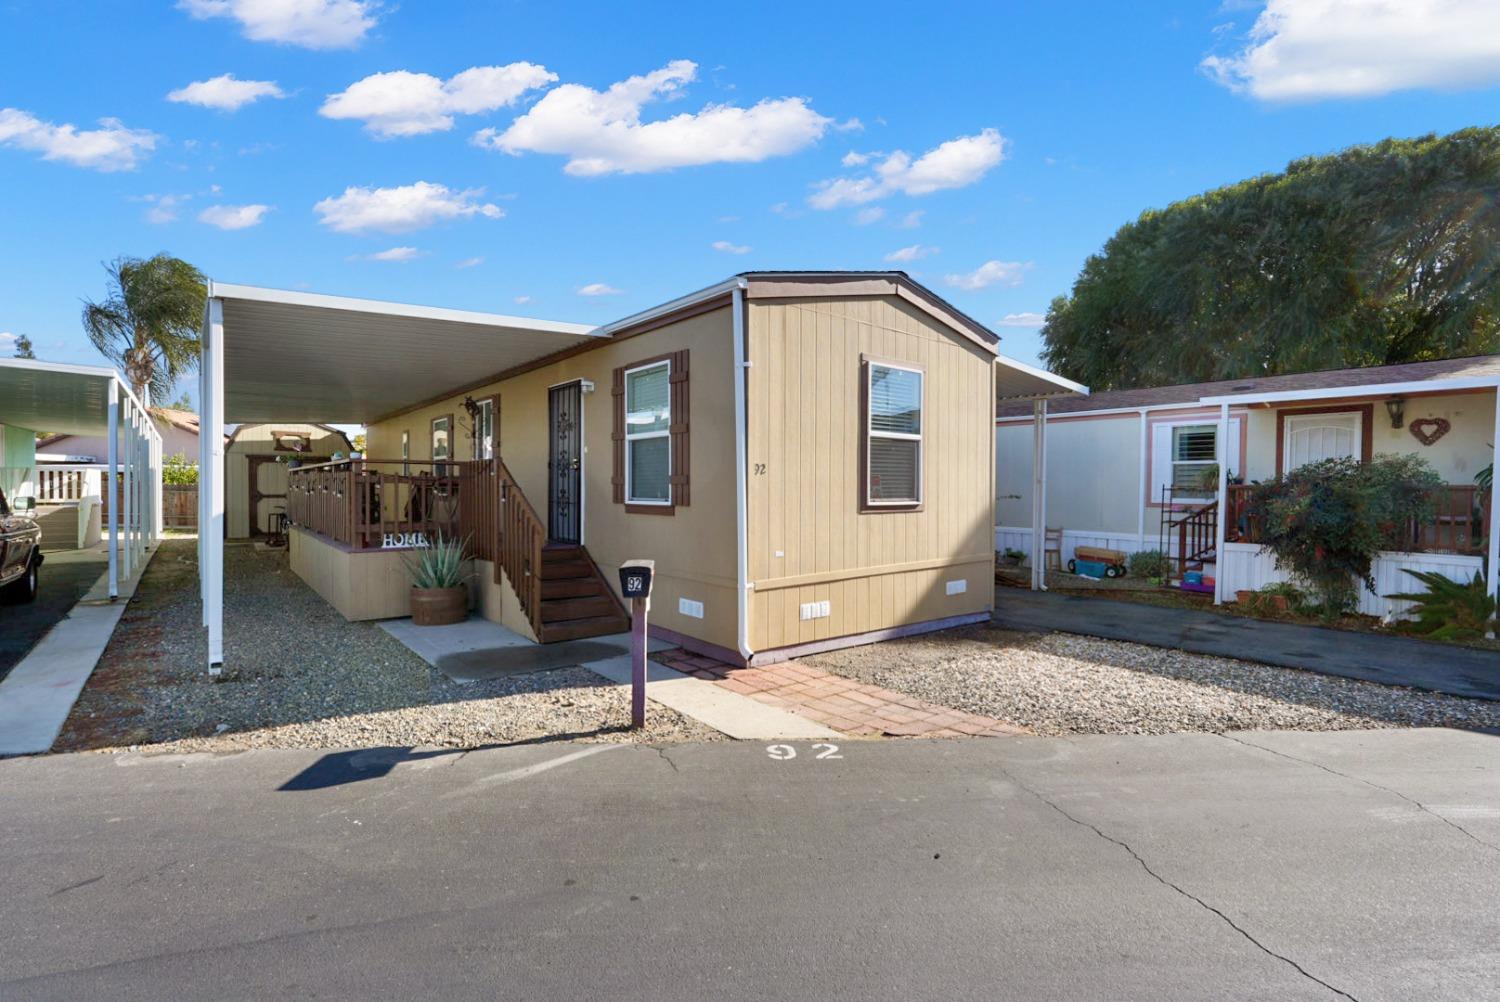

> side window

[
  {"left": 865, "top": 361, "right": 923, "bottom": 506},
  {"left": 624, "top": 360, "right": 671, "bottom": 504},
  {"left": 476, "top": 398, "right": 495, "bottom": 460},
  {"left": 401, "top": 430, "right": 410, "bottom": 475},
  {"left": 431, "top": 416, "right": 451, "bottom": 478}
]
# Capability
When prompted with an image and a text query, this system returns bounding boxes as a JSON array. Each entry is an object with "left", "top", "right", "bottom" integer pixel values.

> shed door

[
  {"left": 254, "top": 459, "right": 289, "bottom": 534},
  {"left": 1283, "top": 412, "right": 1362, "bottom": 472}
]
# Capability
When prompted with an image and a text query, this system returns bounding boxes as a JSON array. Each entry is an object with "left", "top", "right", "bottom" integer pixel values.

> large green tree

[
  {"left": 1042, "top": 127, "right": 1500, "bottom": 391},
  {"left": 82, "top": 254, "right": 205, "bottom": 402}
]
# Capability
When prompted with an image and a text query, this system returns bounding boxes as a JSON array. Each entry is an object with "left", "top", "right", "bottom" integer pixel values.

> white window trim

[
  {"left": 865, "top": 360, "right": 924, "bottom": 506},
  {"left": 624, "top": 359, "right": 672, "bottom": 506}
]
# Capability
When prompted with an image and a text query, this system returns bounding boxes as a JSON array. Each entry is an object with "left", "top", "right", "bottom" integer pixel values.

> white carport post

[
  {"left": 1212, "top": 401, "right": 1230, "bottom": 605},
  {"left": 1488, "top": 382, "right": 1500, "bottom": 639},
  {"left": 203, "top": 296, "right": 226, "bottom": 672},
  {"left": 1030, "top": 398, "right": 1048, "bottom": 591},
  {"left": 106, "top": 379, "right": 119, "bottom": 600},
  {"left": 122, "top": 395, "right": 134, "bottom": 580}
]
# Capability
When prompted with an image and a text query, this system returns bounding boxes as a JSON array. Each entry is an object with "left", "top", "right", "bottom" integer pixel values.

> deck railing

[
  {"left": 1224, "top": 482, "right": 1484, "bottom": 556},
  {"left": 287, "top": 459, "right": 463, "bottom": 550}
]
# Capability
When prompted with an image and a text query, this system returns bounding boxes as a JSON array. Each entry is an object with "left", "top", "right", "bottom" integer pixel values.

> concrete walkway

[
  {"left": 0, "top": 541, "right": 157, "bottom": 757},
  {"left": 381, "top": 615, "right": 835, "bottom": 740},
  {"left": 994, "top": 587, "right": 1500, "bottom": 702}
]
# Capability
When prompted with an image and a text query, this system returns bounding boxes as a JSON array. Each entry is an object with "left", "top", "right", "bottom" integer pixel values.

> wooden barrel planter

[{"left": 411, "top": 584, "right": 467, "bottom": 626}]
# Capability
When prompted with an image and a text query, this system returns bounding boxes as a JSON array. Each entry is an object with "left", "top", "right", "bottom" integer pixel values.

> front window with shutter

[
  {"left": 625, "top": 360, "right": 671, "bottom": 504},
  {"left": 866, "top": 361, "right": 923, "bottom": 505}
]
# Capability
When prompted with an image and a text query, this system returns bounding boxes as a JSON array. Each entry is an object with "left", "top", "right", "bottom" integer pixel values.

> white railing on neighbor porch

[{"left": 32, "top": 463, "right": 105, "bottom": 503}]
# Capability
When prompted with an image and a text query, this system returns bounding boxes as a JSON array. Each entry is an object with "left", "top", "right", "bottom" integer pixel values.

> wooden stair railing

[
  {"left": 1165, "top": 500, "right": 1218, "bottom": 579},
  {"left": 491, "top": 458, "right": 547, "bottom": 633}
]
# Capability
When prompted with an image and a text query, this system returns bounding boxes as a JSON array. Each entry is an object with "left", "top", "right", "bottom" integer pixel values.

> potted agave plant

[{"left": 402, "top": 533, "right": 471, "bottom": 626}]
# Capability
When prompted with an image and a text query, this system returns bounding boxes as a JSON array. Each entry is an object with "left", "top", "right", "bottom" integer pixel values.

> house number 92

[{"left": 766, "top": 744, "right": 841, "bottom": 760}]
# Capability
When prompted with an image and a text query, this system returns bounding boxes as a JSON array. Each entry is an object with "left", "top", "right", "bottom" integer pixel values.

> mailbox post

[{"left": 618, "top": 559, "right": 654, "bottom": 729}]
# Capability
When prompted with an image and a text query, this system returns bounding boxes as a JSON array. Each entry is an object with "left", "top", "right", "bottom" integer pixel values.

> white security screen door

[{"left": 1283, "top": 412, "right": 1362, "bottom": 471}]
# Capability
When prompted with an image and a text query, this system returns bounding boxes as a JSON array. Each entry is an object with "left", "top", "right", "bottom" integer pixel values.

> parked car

[{"left": 0, "top": 486, "right": 42, "bottom": 604}]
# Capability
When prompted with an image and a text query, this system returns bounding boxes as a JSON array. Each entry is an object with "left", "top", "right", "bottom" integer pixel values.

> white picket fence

[{"left": 1217, "top": 543, "right": 1483, "bottom": 620}]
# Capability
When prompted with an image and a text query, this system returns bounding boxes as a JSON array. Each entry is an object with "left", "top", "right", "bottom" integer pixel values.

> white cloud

[
  {"left": 0, "top": 332, "right": 16, "bottom": 351},
  {"left": 168, "top": 74, "right": 285, "bottom": 111},
  {"left": 1203, "top": 0, "right": 1500, "bottom": 100},
  {"left": 455, "top": 256, "right": 484, "bottom": 269},
  {"left": 834, "top": 117, "right": 864, "bottom": 132},
  {"left": 140, "top": 192, "right": 191, "bottom": 224},
  {"left": 884, "top": 244, "right": 938, "bottom": 263},
  {"left": 0, "top": 108, "right": 156, "bottom": 171},
  {"left": 841, "top": 150, "right": 873, "bottom": 167},
  {"left": 314, "top": 181, "right": 503, "bottom": 234},
  {"left": 944, "top": 260, "right": 1031, "bottom": 291},
  {"left": 476, "top": 59, "right": 831, "bottom": 175},
  {"left": 712, "top": 240, "right": 751, "bottom": 254},
  {"left": 897, "top": 210, "right": 924, "bottom": 229},
  {"left": 352, "top": 245, "right": 423, "bottom": 262},
  {"left": 997, "top": 311, "right": 1046, "bottom": 328},
  {"left": 321, "top": 63, "right": 557, "bottom": 138},
  {"left": 514, "top": 295, "right": 533, "bottom": 305},
  {"left": 809, "top": 128, "right": 1006, "bottom": 209},
  {"left": 854, "top": 206, "right": 885, "bottom": 225},
  {"left": 578, "top": 283, "right": 622, "bottom": 296},
  {"left": 178, "top": 0, "right": 379, "bottom": 50},
  {"left": 198, "top": 203, "right": 272, "bottom": 229}
]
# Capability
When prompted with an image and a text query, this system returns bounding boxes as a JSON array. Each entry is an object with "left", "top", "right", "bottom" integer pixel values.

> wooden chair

[{"left": 1043, "top": 526, "right": 1064, "bottom": 571}]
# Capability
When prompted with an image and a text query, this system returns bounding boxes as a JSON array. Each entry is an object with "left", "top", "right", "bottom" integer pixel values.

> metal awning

[
  {"left": 995, "top": 353, "right": 1089, "bottom": 403},
  {"left": 0, "top": 359, "right": 125, "bottom": 437},
  {"left": 209, "top": 283, "right": 603, "bottom": 424}
]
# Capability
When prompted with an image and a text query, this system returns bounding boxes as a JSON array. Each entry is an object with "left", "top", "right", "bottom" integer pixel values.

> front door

[
  {"left": 548, "top": 382, "right": 583, "bottom": 543},
  {"left": 1283, "top": 411, "right": 1362, "bottom": 472}
]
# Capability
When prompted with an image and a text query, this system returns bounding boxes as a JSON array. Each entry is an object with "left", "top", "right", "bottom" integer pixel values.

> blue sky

[{"left": 3, "top": 0, "right": 1500, "bottom": 392}]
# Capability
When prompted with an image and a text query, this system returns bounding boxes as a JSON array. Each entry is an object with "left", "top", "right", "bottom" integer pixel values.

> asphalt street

[{"left": 2, "top": 728, "right": 1497, "bottom": 1001}]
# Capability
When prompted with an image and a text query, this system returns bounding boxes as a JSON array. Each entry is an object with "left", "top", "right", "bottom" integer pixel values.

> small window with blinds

[
  {"left": 865, "top": 360, "right": 923, "bottom": 507},
  {"left": 1172, "top": 425, "right": 1217, "bottom": 496},
  {"left": 625, "top": 359, "right": 671, "bottom": 504}
]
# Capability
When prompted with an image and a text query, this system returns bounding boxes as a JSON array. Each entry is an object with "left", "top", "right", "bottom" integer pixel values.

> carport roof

[
  {"left": 209, "top": 282, "right": 602, "bottom": 425},
  {"left": 0, "top": 359, "right": 133, "bottom": 437}
]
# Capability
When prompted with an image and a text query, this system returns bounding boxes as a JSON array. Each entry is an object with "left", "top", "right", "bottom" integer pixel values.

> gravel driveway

[
  {"left": 802, "top": 623, "right": 1500, "bottom": 736},
  {"left": 56, "top": 540, "right": 719, "bottom": 753}
]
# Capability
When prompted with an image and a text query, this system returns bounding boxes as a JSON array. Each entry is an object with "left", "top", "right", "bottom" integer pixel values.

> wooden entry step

[{"left": 536, "top": 543, "right": 629, "bottom": 642}]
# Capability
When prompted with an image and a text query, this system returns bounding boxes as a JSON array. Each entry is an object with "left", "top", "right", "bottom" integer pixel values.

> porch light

[{"left": 1385, "top": 397, "right": 1405, "bottom": 429}]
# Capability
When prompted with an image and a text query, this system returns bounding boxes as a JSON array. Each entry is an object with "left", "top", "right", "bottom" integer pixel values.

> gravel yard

[
  {"left": 802, "top": 623, "right": 1500, "bottom": 736},
  {"left": 56, "top": 539, "right": 719, "bottom": 754}
]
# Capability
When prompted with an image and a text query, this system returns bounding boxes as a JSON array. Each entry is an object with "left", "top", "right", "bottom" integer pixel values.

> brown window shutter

[
  {"left": 611, "top": 365, "right": 626, "bottom": 504},
  {"left": 669, "top": 349, "right": 690, "bottom": 506}
]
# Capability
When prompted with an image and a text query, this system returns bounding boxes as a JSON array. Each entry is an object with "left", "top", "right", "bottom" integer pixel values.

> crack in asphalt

[
  {"left": 996, "top": 764, "right": 1361, "bottom": 1001},
  {"left": 1221, "top": 734, "right": 1500, "bottom": 856},
  {"left": 654, "top": 747, "right": 680, "bottom": 774}
]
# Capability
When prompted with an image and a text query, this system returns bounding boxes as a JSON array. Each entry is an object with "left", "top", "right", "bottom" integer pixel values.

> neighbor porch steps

[{"left": 536, "top": 544, "right": 630, "bottom": 642}]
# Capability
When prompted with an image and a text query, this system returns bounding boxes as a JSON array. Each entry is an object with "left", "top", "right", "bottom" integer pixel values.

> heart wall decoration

[{"left": 1409, "top": 417, "right": 1451, "bottom": 446}]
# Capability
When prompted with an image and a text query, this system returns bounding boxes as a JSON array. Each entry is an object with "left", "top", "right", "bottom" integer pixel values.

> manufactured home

[
  {"left": 193, "top": 272, "right": 1080, "bottom": 669},
  {"left": 996, "top": 355, "right": 1500, "bottom": 617}
]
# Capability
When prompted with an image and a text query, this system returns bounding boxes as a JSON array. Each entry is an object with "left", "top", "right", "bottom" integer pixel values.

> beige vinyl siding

[
  {"left": 367, "top": 306, "right": 741, "bottom": 650},
  {"left": 745, "top": 295, "right": 995, "bottom": 651}
]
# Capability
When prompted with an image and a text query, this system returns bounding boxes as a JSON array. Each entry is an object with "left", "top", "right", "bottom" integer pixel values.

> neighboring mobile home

[
  {"left": 36, "top": 407, "right": 209, "bottom": 465},
  {"left": 996, "top": 355, "right": 1500, "bottom": 618},
  {"left": 195, "top": 272, "right": 1079, "bottom": 669}
]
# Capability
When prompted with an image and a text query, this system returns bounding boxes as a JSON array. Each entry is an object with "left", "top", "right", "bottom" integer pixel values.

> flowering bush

[{"left": 1246, "top": 455, "right": 1441, "bottom": 616}]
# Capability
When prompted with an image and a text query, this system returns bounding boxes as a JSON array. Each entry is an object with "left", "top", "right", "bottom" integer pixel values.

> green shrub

[
  {"left": 162, "top": 452, "right": 197, "bottom": 486},
  {"left": 1127, "top": 549, "right": 1172, "bottom": 579},
  {"left": 1002, "top": 547, "right": 1027, "bottom": 561},
  {"left": 400, "top": 533, "right": 470, "bottom": 589},
  {"left": 1386, "top": 569, "right": 1497, "bottom": 641},
  {"left": 1247, "top": 454, "right": 1442, "bottom": 617}
]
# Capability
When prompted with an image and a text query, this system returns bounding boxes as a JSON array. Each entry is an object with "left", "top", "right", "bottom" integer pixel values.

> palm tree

[{"left": 81, "top": 254, "right": 205, "bottom": 402}]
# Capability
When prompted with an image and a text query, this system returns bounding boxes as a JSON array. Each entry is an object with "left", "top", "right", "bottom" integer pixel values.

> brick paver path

[{"left": 655, "top": 650, "right": 1025, "bottom": 739}]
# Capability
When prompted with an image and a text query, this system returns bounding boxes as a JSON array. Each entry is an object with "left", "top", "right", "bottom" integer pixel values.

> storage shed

[{"left": 226, "top": 423, "right": 352, "bottom": 539}]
